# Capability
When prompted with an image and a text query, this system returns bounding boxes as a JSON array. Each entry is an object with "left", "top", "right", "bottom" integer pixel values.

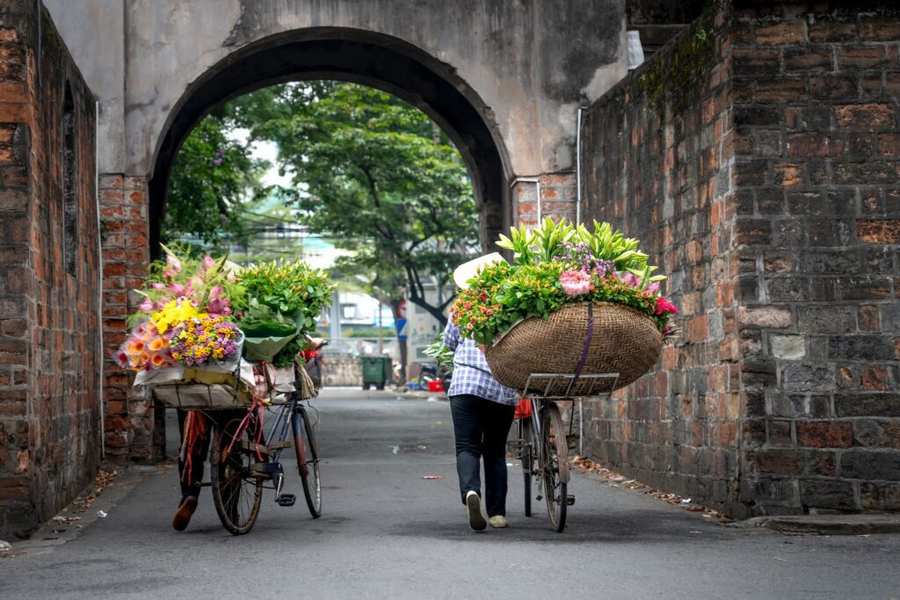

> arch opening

[{"left": 149, "top": 28, "right": 512, "bottom": 260}]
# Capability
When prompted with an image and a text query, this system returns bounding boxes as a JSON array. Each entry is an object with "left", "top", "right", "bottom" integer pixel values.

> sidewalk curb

[
  {"left": 736, "top": 514, "right": 900, "bottom": 535},
  {"left": 4, "top": 463, "right": 170, "bottom": 558}
]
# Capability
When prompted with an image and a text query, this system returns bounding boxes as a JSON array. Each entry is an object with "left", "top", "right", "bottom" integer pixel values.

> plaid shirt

[{"left": 443, "top": 322, "right": 517, "bottom": 405}]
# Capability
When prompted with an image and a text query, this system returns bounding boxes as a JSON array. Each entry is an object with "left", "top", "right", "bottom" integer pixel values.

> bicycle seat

[{"left": 305, "top": 336, "right": 328, "bottom": 350}]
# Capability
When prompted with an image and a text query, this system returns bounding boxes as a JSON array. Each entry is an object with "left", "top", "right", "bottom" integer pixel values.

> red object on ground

[
  {"left": 513, "top": 397, "right": 532, "bottom": 420},
  {"left": 427, "top": 379, "right": 444, "bottom": 393}
]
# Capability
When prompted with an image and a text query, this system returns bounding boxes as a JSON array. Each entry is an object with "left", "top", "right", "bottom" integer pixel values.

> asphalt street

[{"left": 2, "top": 388, "right": 900, "bottom": 600}]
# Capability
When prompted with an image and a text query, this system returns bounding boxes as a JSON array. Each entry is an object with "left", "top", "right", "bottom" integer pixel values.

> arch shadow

[{"left": 148, "top": 27, "right": 513, "bottom": 258}]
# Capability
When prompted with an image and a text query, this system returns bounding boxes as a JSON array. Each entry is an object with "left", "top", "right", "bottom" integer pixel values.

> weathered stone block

[
  {"left": 781, "top": 363, "right": 834, "bottom": 392},
  {"left": 796, "top": 421, "right": 853, "bottom": 448},
  {"left": 741, "top": 305, "right": 793, "bottom": 328},
  {"left": 799, "top": 478, "right": 857, "bottom": 510},
  {"left": 770, "top": 334, "right": 805, "bottom": 359},
  {"left": 828, "top": 335, "right": 895, "bottom": 361},
  {"left": 841, "top": 450, "right": 900, "bottom": 481}
]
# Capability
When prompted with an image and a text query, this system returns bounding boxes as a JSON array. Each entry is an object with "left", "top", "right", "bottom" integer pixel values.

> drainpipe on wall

[
  {"left": 510, "top": 176, "right": 541, "bottom": 224},
  {"left": 576, "top": 106, "right": 587, "bottom": 226},
  {"left": 95, "top": 100, "right": 104, "bottom": 459}
]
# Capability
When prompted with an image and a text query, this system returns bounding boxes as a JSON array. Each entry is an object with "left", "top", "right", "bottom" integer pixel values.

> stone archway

[
  {"left": 116, "top": 28, "right": 522, "bottom": 462},
  {"left": 43, "top": 0, "right": 629, "bottom": 463},
  {"left": 147, "top": 28, "right": 513, "bottom": 259}
]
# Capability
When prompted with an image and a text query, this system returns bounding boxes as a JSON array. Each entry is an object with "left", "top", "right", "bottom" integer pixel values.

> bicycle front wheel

[
  {"left": 542, "top": 403, "right": 569, "bottom": 532},
  {"left": 292, "top": 405, "right": 322, "bottom": 518},
  {"left": 210, "top": 416, "right": 263, "bottom": 535}
]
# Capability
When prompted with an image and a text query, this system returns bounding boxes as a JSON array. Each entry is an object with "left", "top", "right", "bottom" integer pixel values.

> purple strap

[{"left": 573, "top": 303, "right": 594, "bottom": 381}]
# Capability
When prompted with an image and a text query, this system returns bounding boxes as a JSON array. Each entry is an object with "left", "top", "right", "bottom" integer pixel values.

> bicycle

[
  {"left": 207, "top": 359, "right": 322, "bottom": 535},
  {"left": 514, "top": 372, "right": 618, "bottom": 532}
]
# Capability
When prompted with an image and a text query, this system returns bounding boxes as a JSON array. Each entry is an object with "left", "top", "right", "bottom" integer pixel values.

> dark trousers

[
  {"left": 177, "top": 409, "right": 245, "bottom": 500},
  {"left": 449, "top": 394, "right": 515, "bottom": 517}
]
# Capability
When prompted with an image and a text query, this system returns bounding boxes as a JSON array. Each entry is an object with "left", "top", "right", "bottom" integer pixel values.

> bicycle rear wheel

[
  {"left": 519, "top": 417, "right": 534, "bottom": 517},
  {"left": 542, "top": 403, "right": 569, "bottom": 532},
  {"left": 210, "top": 416, "right": 263, "bottom": 535},
  {"left": 292, "top": 405, "right": 321, "bottom": 518}
]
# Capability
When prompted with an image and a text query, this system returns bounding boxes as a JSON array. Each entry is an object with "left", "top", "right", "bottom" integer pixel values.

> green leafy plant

[
  {"left": 236, "top": 259, "right": 333, "bottom": 334},
  {"left": 423, "top": 335, "right": 454, "bottom": 370}
]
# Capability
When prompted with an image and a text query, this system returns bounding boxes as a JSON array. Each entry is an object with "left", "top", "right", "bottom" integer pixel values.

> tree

[
  {"left": 164, "top": 105, "right": 269, "bottom": 250},
  {"left": 241, "top": 82, "right": 480, "bottom": 327}
]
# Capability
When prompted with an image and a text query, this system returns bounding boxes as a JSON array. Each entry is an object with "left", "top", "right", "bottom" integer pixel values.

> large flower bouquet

[
  {"left": 115, "top": 247, "right": 246, "bottom": 371},
  {"left": 452, "top": 218, "right": 678, "bottom": 392},
  {"left": 116, "top": 246, "right": 332, "bottom": 374}
]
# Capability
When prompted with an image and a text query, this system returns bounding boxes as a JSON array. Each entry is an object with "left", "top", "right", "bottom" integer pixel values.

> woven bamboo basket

[{"left": 484, "top": 302, "right": 662, "bottom": 395}]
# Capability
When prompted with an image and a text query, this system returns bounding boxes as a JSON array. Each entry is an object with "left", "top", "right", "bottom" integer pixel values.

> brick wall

[
  {"left": 512, "top": 173, "right": 578, "bottom": 227},
  {"left": 0, "top": 1, "right": 100, "bottom": 537},
  {"left": 731, "top": 2, "right": 900, "bottom": 514},
  {"left": 582, "top": 0, "right": 900, "bottom": 517},
  {"left": 582, "top": 2, "right": 743, "bottom": 515},
  {"left": 98, "top": 174, "right": 155, "bottom": 462}
]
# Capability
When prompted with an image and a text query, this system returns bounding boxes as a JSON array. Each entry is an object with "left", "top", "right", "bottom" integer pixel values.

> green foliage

[
  {"left": 577, "top": 221, "right": 649, "bottom": 272},
  {"left": 497, "top": 217, "right": 651, "bottom": 273},
  {"left": 165, "top": 113, "right": 269, "bottom": 249},
  {"left": 423, "top": 336, "right": 454, "bottom": 370},
  {"left": 238, "top": 82, "right": 478, "bottom": 326},
  {"left": 236, "top": 259, "right": 333, "bottom": 334}
]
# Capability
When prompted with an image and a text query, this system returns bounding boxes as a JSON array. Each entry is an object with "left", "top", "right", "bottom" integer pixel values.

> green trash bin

[{"left": 360, "top": 355, "right": 391, "bottom": 391}]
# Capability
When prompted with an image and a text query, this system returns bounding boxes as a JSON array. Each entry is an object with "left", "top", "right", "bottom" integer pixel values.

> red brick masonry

[{"left": 582, "top": 1, "right": 900, "bottom": 516}]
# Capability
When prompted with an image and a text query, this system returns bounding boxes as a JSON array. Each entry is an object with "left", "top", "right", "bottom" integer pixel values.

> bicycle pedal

[
  {"left": 275, "top": 494, "right": 296, "bottom": 507},
  {"left": 566, "top": 495, "right": 576, "bottom": 506}
]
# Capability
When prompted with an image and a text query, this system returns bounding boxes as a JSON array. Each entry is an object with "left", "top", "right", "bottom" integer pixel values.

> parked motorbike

[
  {"left": 417, "top": 363, "right": 451, "bottom": 393},
  {"left": 302, "top": 337, "right": 328, "bottom": 389}
]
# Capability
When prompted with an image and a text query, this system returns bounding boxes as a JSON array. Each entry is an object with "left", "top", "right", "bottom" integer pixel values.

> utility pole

[
  {"left": 377, "top": 301, "right": 384, "bottom": 354},
  {"left": 329, "top": 289, "right": 341, "bottom": 345}
]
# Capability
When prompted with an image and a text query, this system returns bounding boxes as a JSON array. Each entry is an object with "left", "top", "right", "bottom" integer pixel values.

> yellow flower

[{"left": 151, "top": 300, "right": 206, "bottom": 334}]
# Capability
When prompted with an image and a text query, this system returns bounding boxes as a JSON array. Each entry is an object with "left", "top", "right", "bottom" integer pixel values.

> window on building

[
  {"left": 341, "top": 304, "right": 358, "bottom": 320},
  {"left": 62, "top": 83, "right": 78, "bottom": 277}
]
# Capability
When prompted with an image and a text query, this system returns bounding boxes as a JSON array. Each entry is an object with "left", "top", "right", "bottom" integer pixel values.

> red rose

[{"left": 655, "top": 296, "right": 678, "bottom": 316}]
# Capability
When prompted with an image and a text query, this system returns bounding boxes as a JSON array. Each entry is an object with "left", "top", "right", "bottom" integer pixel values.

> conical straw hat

[{"left": 453, "top": 253, "right": 506, "bottom": 290}]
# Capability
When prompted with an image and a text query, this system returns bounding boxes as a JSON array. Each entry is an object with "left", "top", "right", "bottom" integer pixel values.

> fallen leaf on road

[{"left": 422, "top": 474, "right": 443, "bottom": 480}]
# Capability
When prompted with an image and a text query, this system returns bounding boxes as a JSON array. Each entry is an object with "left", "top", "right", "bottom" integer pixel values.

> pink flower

[
  {"left": 139, "top": 299, "right": 154, "bottom": 312},
  {"left": 170, "top": 283, "right": 186, "bottom": 296},
  {"left": 152, "top": 282, "right": 165, "bottom": 290},
  {"left": 655, "top": 296, "right": 678, "bottom": 316},
  {"left": 560, "top": 270, "right": 594, "bottom": 297},
  {"left": 618, "top": 272, "right": 641, "bottom": 288},
  {"left": 166, "top": 253, "right": 182, "bottom": 275},
  {"left": 646, "top": 282, "right": 660, "bottom": 295},
  {"left": 203, "top": 255, "right": 216, "bottom": 271},
  {"left": 206, "top": 286, "right": 231, "bottom": 315},
  {"left": 114, "top": 350, "right": 129, "bottom": 368}
]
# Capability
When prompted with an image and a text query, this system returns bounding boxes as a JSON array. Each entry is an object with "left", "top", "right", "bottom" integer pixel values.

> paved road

[{"left": 3, "top": 388, "right": 900, "bottom": 600}]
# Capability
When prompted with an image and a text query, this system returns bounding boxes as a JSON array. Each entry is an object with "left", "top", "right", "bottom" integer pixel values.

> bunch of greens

[
  {"left": 453, "top": 218, "right": 677, "bottom": 346},
  {"left": 236, "top": 260, "right": 333, "bottom": 333},
  {"left": 423, "top": 335, "right": 455, "bottom": 370},
  {"left": 235, "top": 260, "right": 332, "bottom": 365}
]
